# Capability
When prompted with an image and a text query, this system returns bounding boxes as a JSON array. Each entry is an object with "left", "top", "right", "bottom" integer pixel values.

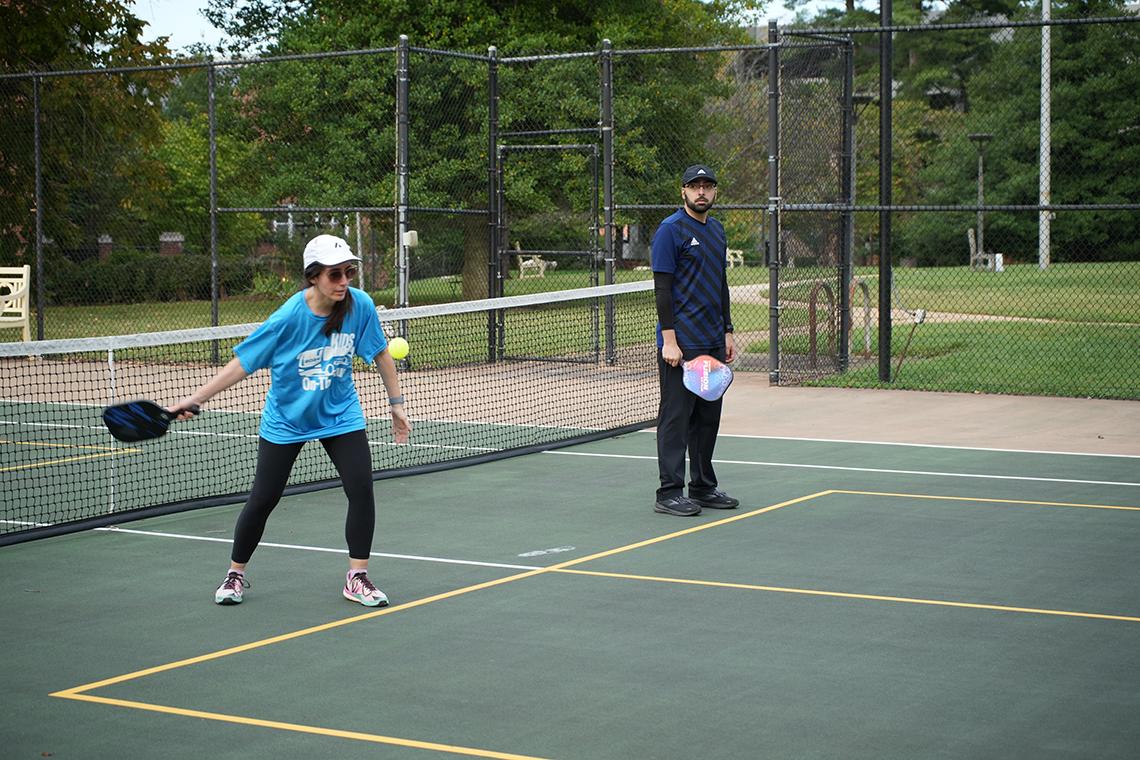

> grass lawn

[
  {"left": 888, "top": 261, "right": 1140, "bottom": 323},
  {"left": 27, "top": 269, "right": 656, "bottom": 339},
  {"left": 756, "top": 320, "right": 1140, "bottom": 400},
  {"left": 11, "top": 261, "right": 1138, "bottom": 399},
  {"left": 753, "top": 261, "right": 1140, "bottom": 400}
]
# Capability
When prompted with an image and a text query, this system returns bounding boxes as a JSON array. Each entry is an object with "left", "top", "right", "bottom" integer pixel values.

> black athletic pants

[
  {"left": 230, "top": 429, "right": 375, "bottom": 563},
  {"left": 656, "top": 347, "right": 725, "bottom": 500}
]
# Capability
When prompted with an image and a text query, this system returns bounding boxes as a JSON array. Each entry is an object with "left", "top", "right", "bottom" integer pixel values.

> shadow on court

[{"left": 2, "top": 404, "right": 1139, "bottom": 759}]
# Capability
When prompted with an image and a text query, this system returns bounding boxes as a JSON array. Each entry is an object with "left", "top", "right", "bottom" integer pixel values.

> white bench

[
  {"left": 513, "top": 241, "right": 558, "bottom": 280},
  {"left": 0, "top": 265, "right": 31, "bottom": 342},
  {"left": 516, "top": 255, "right": 550, "bottom": 279},
  {"left": 967, "top": 228, "right": 996, "bottom": 271},
  {"left": 727, "top": 249, "right": 744, "bottom": 268}
]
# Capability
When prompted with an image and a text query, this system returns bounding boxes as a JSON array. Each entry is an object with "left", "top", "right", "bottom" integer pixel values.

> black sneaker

[
  {"left": 654, "top": 495, "right": 702, "bottom": 516},
  {"left": 689, "top": 490, "right": 739, "bottom": 509}
]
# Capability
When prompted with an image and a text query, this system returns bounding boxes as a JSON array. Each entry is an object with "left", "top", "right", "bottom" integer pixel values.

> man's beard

[{"left": 685, "top": 196, "right": 713, "bottom": 214}]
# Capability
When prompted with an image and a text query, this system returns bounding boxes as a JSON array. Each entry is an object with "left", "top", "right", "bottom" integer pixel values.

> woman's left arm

[{"left": 375, "top": 349, "right": 411, "bottom": 443}]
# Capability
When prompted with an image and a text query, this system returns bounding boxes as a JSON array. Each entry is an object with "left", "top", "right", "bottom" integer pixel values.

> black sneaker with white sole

[
  {"left": 654, "top": 495, "right": 702, "bottom": 516},
  {"left": 689, "top": 490, "right": 739, "bottom": 509}
]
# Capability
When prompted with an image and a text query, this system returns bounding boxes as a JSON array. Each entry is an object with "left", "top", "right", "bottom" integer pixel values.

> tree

[
  {"left": 894, "top": 0, "right": 1140, "bottom": 264},
  {"left": 0, "top": 1, "right": 173, "bottom": 269},
  {"left": 201, "top": 0, "right": 765, "bottom": 299}
]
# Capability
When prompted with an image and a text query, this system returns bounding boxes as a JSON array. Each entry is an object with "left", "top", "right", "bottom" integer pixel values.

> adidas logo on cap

[{"left": 682, "top": 164, "right": 718, "bottom": 185}]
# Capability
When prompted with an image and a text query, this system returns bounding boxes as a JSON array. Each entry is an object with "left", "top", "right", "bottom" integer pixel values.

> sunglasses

[{"left": 324, "top": 265, "right": 359, "bottom": 282}]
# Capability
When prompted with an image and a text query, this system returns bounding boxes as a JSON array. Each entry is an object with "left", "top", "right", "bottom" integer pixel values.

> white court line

[
  {"left": 95, "top": 527, "right": 542, "bottom": 571},
  {"left": 0, "top": 419, "right": 97, "bottom": 432},
  {"left": 637, "top": 429, "right": 1140, "bottom": 459},
  {"left": 546, "top": 450, "right": 1140, "bottom": 488}
]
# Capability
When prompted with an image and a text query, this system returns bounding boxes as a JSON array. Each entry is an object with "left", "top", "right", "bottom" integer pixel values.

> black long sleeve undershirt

[{"left": 654, "top": 271, "right": 675, "bottom": 330}]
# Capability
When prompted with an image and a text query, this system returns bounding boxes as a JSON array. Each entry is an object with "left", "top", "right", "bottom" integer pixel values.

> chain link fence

[
  {"left": 1, "top": 13, "right": 1136, "bottom": 398},
  {"left": 788, "top": 15, "right": 1140, "bottom": 399}
]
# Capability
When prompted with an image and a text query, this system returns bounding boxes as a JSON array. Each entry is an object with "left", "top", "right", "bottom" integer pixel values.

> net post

[{"left": 106, "top": 347, "right": 117, "bottom": 515}]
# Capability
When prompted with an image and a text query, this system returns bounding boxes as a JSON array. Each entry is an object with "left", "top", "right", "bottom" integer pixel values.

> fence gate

[
  {"left": 493, "top": 143, "right": 602, "bottom": 362},
  {"left": 771, "top": 30, "right": 855, "bottom": 384}
]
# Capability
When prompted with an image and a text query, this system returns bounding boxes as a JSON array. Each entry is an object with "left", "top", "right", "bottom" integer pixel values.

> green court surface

[{"left": 2, "top": 431, "right": 1138, "bottom": 759}]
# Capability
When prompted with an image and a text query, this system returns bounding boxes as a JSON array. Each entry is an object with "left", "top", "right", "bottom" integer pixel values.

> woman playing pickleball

[{"left": 171, "top": 234, "right": 410, "bottom": 607}]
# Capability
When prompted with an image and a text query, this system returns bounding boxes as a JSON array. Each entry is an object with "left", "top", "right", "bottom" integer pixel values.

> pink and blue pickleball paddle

[{"left": 681, "top": 355, "right": 734, "bottom": 401}]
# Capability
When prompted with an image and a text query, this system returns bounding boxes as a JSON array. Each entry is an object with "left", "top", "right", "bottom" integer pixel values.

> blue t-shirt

[
  {"left": 234, "top": 288, "right": 387, "bottom": 444},
  {"left": 650, "top": 208, "right": 729, "bottom": 350}
]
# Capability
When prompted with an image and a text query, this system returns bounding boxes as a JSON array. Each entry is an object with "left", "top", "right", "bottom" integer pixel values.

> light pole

[{"left": 969, "top": 133, "right": 993, "bottom": 266}]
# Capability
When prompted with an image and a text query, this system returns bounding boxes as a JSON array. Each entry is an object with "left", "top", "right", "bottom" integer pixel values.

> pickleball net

[{"left": 0, "top": 280, "right": 657, "bottom": 545}]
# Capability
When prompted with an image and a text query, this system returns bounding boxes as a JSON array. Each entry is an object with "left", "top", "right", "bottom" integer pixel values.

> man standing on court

[{"left": 651, "top": 164, "right": 739, "bottom": 516}]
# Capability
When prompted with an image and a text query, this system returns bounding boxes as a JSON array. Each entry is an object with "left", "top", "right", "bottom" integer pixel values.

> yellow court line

[
  {"left": 0, "top": 451, "right": 139, "bottom": 472},
  {"left": 46, "top": 486, "right": 1137, "bottom": 753},
  {"left": 52, "top": 568, "right": 548, "bottom": 696},
  {"left": 0, "top": 438, "right": 123, "bottom": 451},
  {"left": 51, "top": 491, "right": 832, "bottom": 755},
  {"left": 544, "top": 490, "right": 834, "bottom": 572},
  {"left": 58, "top": 694, "right": 550, "bottom": 760},
  {"left": 56, "top": 490, "right": 832, "bottom": 698},
  {"left": 555, "top": 568, "right": 1140, "bottom": 624},
  {"left": 0, "top": 438, "right": 140, "bottom": 472},
  {"left": 831, "top": 489, "right": 1140, "bottom": 512}
]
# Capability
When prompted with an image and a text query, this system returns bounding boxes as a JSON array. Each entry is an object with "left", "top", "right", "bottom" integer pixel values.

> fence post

[
  {"left": 767, "top": 21, "right": 781, "bottom": 385},
  {"left": 33, "top": 74, "right": 44, "bottom": 340},
  {"left": 1038, "top": 3, "right": 1052, "bottom": 270},
  {"left": 878, "top": 1, "right": 893, "bottom": 382},
  {"left": 600, "top": 39, "right": 616, "bottom": 363},
  {"left": 839, "top": 39, "right": 855, "bottom": 373},
  {"left": 487, "top": 44, "right": 499, "bottom": 362},
  {"left": 208, "top": 63, "right": 221, "bottom": 361},
  {"left": 395, "top": 35, "right": 411, "bottom": 309}
]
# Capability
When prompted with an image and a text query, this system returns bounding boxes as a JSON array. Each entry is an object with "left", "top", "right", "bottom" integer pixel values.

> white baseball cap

[{"left": 303, "top": 234, "right": 361, "bottom": 269}]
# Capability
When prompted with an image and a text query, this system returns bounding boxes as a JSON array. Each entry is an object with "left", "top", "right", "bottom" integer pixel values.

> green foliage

[
  {"left": 788, "top": 1, "right": 1139, "bottom": 267},
  {"left": 250, "top": 271, "right": 300, "bottom": 299},
  {"left": 45, "top": 248, "right": 252, "bottom": 305},
  {"left": 892, "top": 2, "right": 1140, "bottom": 264},
  {"left": 0, "top": 0, "right": 174, "bottom": 265},
  {"left": 148, "top": 114, "right": 264, "bottom": 255},
  {"left": 193, "top": 0, "right": 763, "bottom": 294}
]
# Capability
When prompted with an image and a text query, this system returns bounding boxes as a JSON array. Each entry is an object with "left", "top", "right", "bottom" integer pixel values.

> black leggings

[{"left": 230, "top": 429, "right": 375, "bottom": 564}]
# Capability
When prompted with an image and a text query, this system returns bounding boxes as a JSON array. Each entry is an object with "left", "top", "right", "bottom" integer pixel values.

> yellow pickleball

[{"left": 388, "top": 336, "right": 409, "bottom": 360}]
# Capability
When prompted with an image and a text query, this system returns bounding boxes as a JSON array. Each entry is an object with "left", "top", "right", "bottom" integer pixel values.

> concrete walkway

[{"left": 716, "top": 373, "right": 1140, "bottom": 456}]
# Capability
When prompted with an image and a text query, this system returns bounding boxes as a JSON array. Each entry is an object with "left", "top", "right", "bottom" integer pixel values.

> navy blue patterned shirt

[{"left": 650, "top": 208, "right": 729, "bottom": 350}]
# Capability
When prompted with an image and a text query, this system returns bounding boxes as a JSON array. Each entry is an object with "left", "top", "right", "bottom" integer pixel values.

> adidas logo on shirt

[{"left": 690, "top": 237, "right": 700, "bottom": 246}]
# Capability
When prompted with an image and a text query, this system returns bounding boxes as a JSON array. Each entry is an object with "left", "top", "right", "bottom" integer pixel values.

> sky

[
  {"left": 131, "top": 1, "right": 824, "bottom": 53},
  {"left": 132, "top": 0, "right": 227, "bottom": 51}
]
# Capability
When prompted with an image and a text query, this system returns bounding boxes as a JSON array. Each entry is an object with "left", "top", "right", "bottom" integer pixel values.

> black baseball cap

[{"left": 681, "top": 164, "right": 717, "bottom": 185}]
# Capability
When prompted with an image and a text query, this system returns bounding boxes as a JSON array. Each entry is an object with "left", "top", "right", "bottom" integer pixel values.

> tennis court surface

[{"left": 3, "top": 380, "right": 1139, "bottom": 759}]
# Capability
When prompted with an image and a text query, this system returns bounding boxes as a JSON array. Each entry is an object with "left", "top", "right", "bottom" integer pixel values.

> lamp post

[{"left": 968, "top": 133, "right": 993, "bottom": 264}]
